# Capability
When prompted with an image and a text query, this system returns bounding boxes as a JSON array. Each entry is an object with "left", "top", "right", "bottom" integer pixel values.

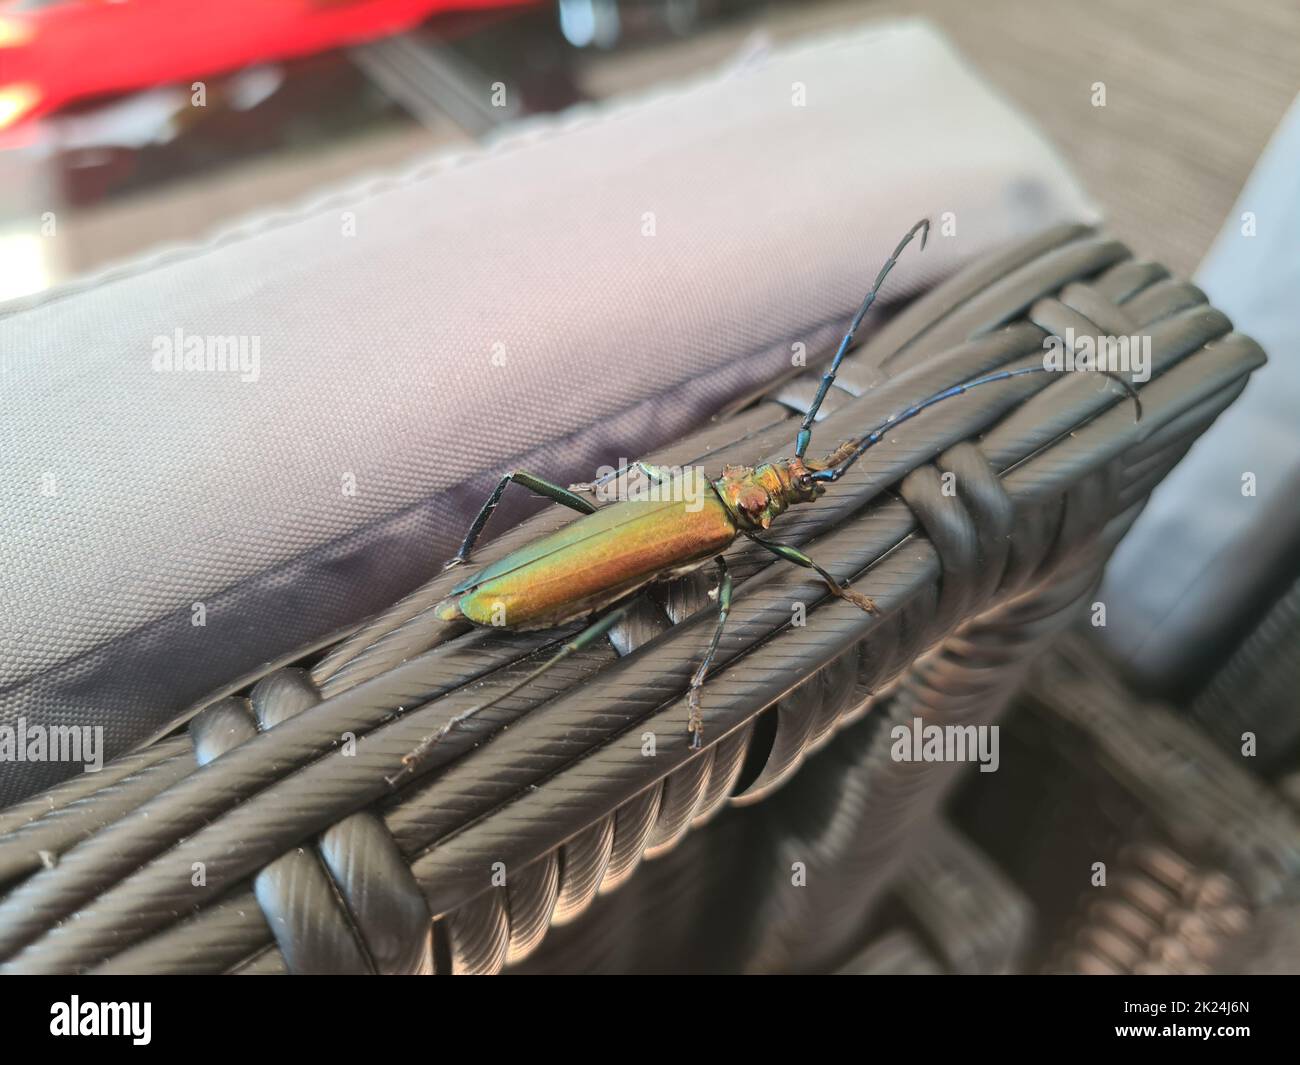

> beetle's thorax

[{"left": 713, "top": 458, "right": 824, "bottom": 531}]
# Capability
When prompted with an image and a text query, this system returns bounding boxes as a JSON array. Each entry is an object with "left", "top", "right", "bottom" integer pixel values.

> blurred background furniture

[{"left": 3, "top": 0, "right": 1297, "bottom": 290}]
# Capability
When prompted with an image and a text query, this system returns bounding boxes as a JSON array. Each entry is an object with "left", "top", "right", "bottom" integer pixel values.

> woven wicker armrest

[{"left": 0, "top": 224, "right": 1265, "bottom": 974}]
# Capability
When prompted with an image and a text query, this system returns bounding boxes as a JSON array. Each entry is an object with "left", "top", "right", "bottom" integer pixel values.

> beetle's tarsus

[
  {"left": 390, "top": 717, "right": 462, "bottom": 786},
  {"left": 837, "top": 584, "right": 878, "bottom": 615},
  {"left": 687, "top": 690, "right": 705, "bottom": 749}
]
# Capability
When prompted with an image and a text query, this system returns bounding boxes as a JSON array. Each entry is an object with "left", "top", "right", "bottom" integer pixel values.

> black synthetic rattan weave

[{"left": 0, "top": 226, "right": 1265, "bottom": 974}]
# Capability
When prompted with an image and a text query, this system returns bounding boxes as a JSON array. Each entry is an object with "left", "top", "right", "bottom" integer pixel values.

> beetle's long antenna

[
  {"left": 810, "top": 366, "right": 1142, "bottom": 484},
  {"left": 795, "top": 217, "right": 930, "bottom": 460}
]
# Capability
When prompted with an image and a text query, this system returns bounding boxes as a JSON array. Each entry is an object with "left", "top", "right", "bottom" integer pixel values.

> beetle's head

[{"left": 715, "top": 459, "right": 823, "bottom": 531}]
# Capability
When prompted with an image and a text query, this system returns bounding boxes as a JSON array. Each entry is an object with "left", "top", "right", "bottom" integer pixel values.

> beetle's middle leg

[
  {"left": 686, "top": 557, "right": 733, "bottom": 750},
  {"left": 445, "top": 470, "right": 597, "bottom": 571},
  {"left": 745, "top": 534, "right": 878, "bottom": 615}
]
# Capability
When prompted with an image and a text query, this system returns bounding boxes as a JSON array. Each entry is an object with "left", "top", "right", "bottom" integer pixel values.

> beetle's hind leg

[
  {"left": 445, "top": 470, "right": 597, "bottom": 571},
  {"left": 686, "top": 557, "right": 734, "bottom": 750},
  {"left": 746, "top": 534, "right": 878, "bottom": 615},
  {"left": 388, "top": 600, "right": 637, "bottom": 786}
]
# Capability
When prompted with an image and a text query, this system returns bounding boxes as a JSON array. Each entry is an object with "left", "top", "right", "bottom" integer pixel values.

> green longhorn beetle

[{"left": 395, "top": 219, "right": 1140, "bottom": 777}]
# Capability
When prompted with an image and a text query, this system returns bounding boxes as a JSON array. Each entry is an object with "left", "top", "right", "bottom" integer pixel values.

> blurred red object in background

[{"left": 0, "top": 0, "right": 537, "bottom": 129}]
